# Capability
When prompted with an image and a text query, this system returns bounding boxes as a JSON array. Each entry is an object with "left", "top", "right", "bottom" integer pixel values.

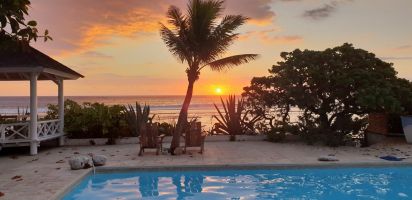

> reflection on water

[
  {"left": 139, "top": 176, "right": 159, "bottom": 197},
  {"left": 64, "top": 168, "right": 412, "bottom": 200}
]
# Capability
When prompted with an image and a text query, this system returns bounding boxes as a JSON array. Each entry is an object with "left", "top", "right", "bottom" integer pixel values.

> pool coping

[
  {"left": 51, "top": 169, "right": 92, "bottom": 200},
  {"left": 55, "top": 162, "right": 412, "bottom": 199}
]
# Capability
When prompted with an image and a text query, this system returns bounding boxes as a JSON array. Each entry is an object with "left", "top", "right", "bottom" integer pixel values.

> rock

[
  {"left": 318, "top": 156, "right": 339, "bottom": 162},
  {"left": 69, "top": 155, "right": 93, "bottom": 170},
  {"left": 92, "top": 155, "right": 107, "bottom": 166},
  {"left": 174, "top": 147, "right": 183, "bottom": 155}
]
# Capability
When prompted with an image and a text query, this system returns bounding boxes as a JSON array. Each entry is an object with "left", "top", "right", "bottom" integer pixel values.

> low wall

[{"left": 64, "top": 135, "right": 267, "bottom": 146}]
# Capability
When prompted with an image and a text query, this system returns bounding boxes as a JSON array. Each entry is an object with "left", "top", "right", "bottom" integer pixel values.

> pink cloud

[{"left": 29, "top": 0, "right": 276, "bottom": 56}]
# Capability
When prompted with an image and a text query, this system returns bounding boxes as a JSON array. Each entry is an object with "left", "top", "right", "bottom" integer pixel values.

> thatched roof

[{"left": 0, "top": 46, "right": 83, "bottom": 81}]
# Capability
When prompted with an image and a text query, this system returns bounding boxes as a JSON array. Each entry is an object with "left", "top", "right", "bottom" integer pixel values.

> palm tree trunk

[{"left": 170, "top": 78, "right": 195, "bottom": 154}]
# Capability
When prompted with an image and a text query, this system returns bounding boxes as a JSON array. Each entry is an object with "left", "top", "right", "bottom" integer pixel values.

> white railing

[
  {"left": 0, "top": 119, "right": 62, "bottom": 144},
  {"left": 0, "top": 122, "right": 30, "bottom": 143},
  {"left": 37, "top": 119, "right": 61, "bottom": 140}
]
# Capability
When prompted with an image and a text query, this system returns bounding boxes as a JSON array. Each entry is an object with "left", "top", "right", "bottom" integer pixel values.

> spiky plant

[
  {"left": 160, "top": 0, "right": 258, "bottom": 152},
  {"left": 213, "top": 95, "right": 261, "bottom": 141},
  {"left": 123, "top": 102, "right": 155, "bottom": 136}
]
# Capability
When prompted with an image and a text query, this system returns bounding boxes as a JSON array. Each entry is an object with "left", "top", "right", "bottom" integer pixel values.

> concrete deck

[{"left": 1, "top": 141, "right": 412, "bottom": 200}]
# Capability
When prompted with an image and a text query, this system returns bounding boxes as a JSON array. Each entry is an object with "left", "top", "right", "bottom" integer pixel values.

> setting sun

[{"left": 214, "top": 87, "right": 223, "bottom": 95}]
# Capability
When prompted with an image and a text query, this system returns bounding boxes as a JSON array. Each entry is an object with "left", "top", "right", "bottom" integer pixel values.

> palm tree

[{"left": 160, "top": 0, "right": 258, "bottom": 153}]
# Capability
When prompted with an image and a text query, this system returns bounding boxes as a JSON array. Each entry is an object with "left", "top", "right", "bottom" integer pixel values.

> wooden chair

[
  {"left": 138, "top": 123, "right": 165, "bottom": 156},
  {"left": 183, "top": 122, "right": 206, "bottom": 154}
]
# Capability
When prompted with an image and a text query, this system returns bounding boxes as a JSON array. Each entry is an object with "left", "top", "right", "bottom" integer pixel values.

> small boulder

[
  {"left": 174, "top": 147, "right": 183, "bottom": 155},
  {"left": 318, "top": 156, "right": 339, "bottom": 162},
  {"left": 92, "top": 155, "right": 107, "bottom": 166},
  {"left": 69, "top": 155, "right": 93, "bottom": 170}
]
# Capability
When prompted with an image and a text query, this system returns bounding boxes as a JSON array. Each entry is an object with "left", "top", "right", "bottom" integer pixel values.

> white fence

[{"left": 0, "top": 119, "right": 62, "bottom": 144}]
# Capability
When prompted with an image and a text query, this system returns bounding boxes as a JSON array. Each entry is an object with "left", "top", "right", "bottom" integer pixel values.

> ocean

[{"left": 0, "top": 95, "right": 226, "bottom": 130}]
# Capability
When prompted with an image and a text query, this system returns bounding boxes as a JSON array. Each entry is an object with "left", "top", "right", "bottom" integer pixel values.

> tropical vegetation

[
  {"left": 123, "top": 102, "right": 155, "bottom": 137},
  {"left": 243, "top": 43, "right": 412, "bottom": 146},
  {"left": 45, "top": 100, "right": 130, "bottom": 143},
  {"left": 212, "top": 95, "right": 261, "bottom": 141},
  {"left": 45, "top": 100, "right": 177, "bottom": 141},
  {"left": 160, "top": 0, "right": 258, "bottom": 152}
]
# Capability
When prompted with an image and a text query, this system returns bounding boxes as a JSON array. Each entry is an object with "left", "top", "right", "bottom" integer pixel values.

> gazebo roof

[{"left": 0, "top": 46, "right": 84, "bottom": 81}]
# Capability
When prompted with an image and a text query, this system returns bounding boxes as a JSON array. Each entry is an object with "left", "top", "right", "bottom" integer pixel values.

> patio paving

[{"left": 0, "top": 140, "right": 412, "bottom": 200}]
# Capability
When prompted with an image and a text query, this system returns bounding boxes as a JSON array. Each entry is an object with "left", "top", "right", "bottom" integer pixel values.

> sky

[{"left": 2, "top": 0, "right": 412, "bottom": 96}]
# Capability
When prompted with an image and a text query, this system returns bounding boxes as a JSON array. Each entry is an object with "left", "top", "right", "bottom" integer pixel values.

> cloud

[
  {"left": 264, "top": 35, "right": 303, "bottom": 44},
  {"left": 303, "top": 0, "right": 352, "bottom": 20},
  {"left": 81, "top": 51, "right": 113, "bottom": 59},
  {"left": 240, "top": 29, "right": 303, "bottom": 44},
  {"left": 30, "top": 0, "right": 276, "bottom": 56},
  {"left": 225, "top": 0, "right": 275, "bottom": 25},
  {"left": 303, "top": 4, "right": 335, "bottom": 20},
  {"left": 393, "top": 45, "right": 412, "bottom": 51},
  {"left": 380, "top": 56, "right": 412, "bottom": 61}
]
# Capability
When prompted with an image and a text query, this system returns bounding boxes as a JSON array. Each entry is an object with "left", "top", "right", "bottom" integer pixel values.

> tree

[
  {"left": 160, "top": 0, "right": 258, "bottom": 153},
  {"left": 243, "top": 43, "right": 412, "bottom": 146},
  {"left": 0, "top": 0, "right": 51, "bottom": 51}
]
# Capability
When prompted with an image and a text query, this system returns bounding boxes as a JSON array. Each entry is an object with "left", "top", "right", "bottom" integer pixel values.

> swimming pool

[{"left": 63, "top": 166, "right": 412, "bottom": 200}]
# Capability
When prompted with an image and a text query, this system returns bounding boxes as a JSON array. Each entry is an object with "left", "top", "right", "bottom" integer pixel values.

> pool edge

[
  {"left": 55, "top": 162, "right": 412, "bottom": 199},
  {"left": 50, "top": 168, "right": 92, "bottom": 200},
  {"left": 95, "top": 162, "right": 412, "bottom": 173}
]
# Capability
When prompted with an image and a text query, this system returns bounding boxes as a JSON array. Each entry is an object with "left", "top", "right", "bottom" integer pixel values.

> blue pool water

[{"left": 63, "top": 167, "right": 412, "bottom": 200}]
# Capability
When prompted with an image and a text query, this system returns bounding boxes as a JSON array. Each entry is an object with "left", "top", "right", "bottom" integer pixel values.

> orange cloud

[{"left": 30, "top": 0, "right": 277, "bottom": 56}]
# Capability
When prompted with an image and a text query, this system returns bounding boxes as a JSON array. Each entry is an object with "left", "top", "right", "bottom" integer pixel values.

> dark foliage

[
  {"left": 0, "top": 0, "right": 51, "bottom": 51},
  {"left": 243, "top": 43, "right": 412, "bottom": 146}
]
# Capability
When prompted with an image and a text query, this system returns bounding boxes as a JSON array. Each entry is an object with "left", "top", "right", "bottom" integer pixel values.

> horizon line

[{"left": 0, "top": 94, "right": 240, "bottom": 97}]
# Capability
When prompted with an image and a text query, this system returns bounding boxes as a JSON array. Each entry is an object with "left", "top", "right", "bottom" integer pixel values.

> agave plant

[
  {"left": 213, "top": 95, "right": 261, "bottom": 141},
  {"left": 123, "top": 102, "right": 155, "bottom": 136}
]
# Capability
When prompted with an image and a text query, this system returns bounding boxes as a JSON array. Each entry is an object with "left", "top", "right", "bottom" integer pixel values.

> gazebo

[{"left": 0, "top": 46, "right": 83, "bottom": 155}]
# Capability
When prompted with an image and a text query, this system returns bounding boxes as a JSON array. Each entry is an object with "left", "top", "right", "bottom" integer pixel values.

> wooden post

[
  {"left": 58, "top": 79, "right": 65, "bottom": 146},
  {"left": 30, "top": 72, "right": 39, "bottom": 155}
]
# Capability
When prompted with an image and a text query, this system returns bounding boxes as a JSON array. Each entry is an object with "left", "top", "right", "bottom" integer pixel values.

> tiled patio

[{"left": 0, "top": 140, "right": 412, "bottom": 200}]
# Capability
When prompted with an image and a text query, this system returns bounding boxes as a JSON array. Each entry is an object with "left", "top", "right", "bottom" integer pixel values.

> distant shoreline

[{"left": 0, "top": 95, "right": 235, "bottom": 98}]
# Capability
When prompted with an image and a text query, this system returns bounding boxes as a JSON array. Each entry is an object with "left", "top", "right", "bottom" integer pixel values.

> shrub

[
  {"left": 45, "top": 99, "right": 131, "bottom": 140},
  {"left": 156, "top": 122, "right": 175, "bottom": 136}
]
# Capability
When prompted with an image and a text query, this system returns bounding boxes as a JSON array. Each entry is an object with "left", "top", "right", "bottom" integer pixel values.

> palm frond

[
  {"left": 159, "top": 23, "right": 190, "bottom": 63},
  {"left": 206, "top": 54, "right": 259, "bottom": 71},
  {"left": 202, "top": 15, "right": 248, "bottom": 62},
  {"left": 167, "top": 6, "right": 186, "bottom": 30}
]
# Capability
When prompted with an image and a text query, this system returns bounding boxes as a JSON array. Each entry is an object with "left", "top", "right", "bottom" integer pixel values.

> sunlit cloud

[{"left": 30, "top": 0, "right": 277, "bottom": 57}]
